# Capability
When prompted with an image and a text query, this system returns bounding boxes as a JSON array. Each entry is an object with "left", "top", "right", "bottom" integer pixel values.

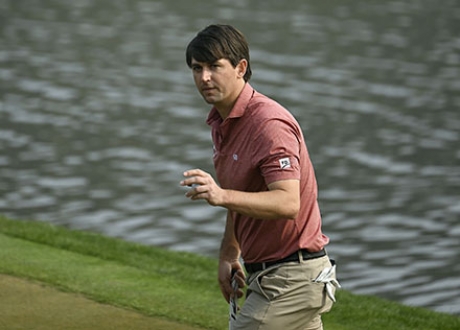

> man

[{"left": 180, "top": 24, "right": 337, "bottom": 330}]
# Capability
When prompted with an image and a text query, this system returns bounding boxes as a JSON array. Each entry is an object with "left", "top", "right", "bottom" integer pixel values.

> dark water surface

[{"left": 1, "top": 0, "right": 459, "bottom": 315}]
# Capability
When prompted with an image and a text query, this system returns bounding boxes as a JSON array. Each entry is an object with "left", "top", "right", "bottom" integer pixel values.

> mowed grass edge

[{"left": 0, "top": 216, "right": 458, "bottom": 330}]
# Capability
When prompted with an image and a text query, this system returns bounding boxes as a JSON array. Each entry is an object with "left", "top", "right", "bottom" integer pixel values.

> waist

[{"left": 244, "top": 249, "right": 326, "bottom": 273}]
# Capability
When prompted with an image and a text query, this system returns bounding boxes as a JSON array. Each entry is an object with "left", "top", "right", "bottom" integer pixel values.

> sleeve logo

[{"left": 279, "top": 157, "right": 291, "bottom": 169}]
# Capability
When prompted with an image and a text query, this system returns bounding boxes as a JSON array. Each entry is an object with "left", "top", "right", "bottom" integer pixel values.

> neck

[{"left": 215, "top": 82, "right": 246, "bottom": 120}]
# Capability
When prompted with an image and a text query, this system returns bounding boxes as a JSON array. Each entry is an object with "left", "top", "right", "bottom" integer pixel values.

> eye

[{"left": 192, "top": 65, "right": 202, "bottom": 72}]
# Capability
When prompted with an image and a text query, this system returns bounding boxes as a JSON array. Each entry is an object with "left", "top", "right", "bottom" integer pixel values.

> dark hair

[{"left": 186, "top": 24, "right": 252, "bottom": 82}]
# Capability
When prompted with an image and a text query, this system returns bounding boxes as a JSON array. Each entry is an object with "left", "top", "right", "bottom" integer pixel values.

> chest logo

[
  {"left": 233, "top": 154, "right": 238, "bottom": 161},
  {"left": 279, "top": 157, "right": 291, "bottom": 169}
]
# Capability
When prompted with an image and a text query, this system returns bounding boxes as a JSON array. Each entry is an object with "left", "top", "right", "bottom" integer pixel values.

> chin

[{"left": 203, "top": 96, "right": 219, "bottom": 105}]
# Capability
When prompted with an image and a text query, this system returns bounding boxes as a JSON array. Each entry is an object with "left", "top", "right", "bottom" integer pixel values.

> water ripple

[{"left": 0, "top": 0, "right": 459, "bottom": 315}]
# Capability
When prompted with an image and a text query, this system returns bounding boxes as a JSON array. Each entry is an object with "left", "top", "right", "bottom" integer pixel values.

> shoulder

[
  {"left": 248, "top": 90, "right": 296, "bottom": 121},
  {"left": 246, "top": 91, "right": 301, "bottom": 134}
]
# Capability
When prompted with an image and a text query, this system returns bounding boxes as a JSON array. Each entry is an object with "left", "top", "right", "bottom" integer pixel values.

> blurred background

[{"left": 0, "top": 0, "right": 459, "bottom": 315}]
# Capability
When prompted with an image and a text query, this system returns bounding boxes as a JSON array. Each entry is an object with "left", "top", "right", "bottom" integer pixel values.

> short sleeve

[{"left": 252, "top": 118, "right": 302, "bottom": 185}]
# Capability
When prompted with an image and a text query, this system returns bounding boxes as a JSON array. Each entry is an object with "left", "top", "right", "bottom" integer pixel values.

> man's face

[{"left": 190, "top": 57, "right": 246, "bottom": 110}]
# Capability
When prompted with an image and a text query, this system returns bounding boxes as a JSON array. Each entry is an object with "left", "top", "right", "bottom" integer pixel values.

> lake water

[{"left": 1, "top": 0, "right": 459, "bottom": 315}]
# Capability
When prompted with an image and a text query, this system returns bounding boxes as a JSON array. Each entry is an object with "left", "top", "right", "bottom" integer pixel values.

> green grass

[{"left": 0, "top": 216, "right": 459, "bottom": 330}]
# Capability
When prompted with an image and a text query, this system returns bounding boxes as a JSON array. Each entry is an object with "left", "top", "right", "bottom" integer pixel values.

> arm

[
  {"left": 218, "top": 211, "right": 245, "bottom": 302},
  {"left": 221, "top": 179, "right": 300, "bottom": 220},
  {"left": 181, "top": 169, "right": 300, "bottom": 220}
]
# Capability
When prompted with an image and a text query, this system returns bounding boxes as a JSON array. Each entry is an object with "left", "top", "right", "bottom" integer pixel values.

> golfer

[{"left": 181, "top": 24, "right": 337, "bottom": 330}]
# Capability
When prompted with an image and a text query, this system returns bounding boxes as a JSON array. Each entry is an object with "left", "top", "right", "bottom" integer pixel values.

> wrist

[
  {"left": 219, "top": 256, "right": 239, "bottom": 264},
  {"left": 218, "top": 188, "right": 233, "bottom": 209},
  {"left": 219, "top": 248, "right": 240, "bottom": 264}
]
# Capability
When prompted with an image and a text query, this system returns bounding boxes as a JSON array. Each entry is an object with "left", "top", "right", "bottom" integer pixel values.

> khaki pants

[{"left": 233, "top": 255, "right": 335, "bottom": 330}]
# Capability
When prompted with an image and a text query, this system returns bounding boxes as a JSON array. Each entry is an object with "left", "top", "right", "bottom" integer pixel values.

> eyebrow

[{"left": 191, "top": 59, "right": 221, "bottom": 69}]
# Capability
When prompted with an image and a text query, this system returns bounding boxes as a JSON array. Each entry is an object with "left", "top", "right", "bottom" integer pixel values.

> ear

[{"left": 236, "top": 59, "right": 248, "bottom": 78}]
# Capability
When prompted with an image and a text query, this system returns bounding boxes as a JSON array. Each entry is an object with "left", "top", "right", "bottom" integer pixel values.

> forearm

[
  {"left": 182, "top": 169, "right": 300, "bottom": 220},
  {"left": 218, "top": 212, "right": 245, "bottom": 303},
  {"left": 219, "top": 212, "right": 240, "bottom": 262},
  {"left": 220, "top": 181, "right": 300, "bottom": 220}
]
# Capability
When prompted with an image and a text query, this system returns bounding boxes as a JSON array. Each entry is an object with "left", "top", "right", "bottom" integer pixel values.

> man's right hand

[{"left": 218, "top": 259, "right": 245, "bottom": 303}]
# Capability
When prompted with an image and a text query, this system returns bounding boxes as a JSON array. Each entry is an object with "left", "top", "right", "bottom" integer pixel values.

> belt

[{"left": 244, "top": 249, "right": 326, "bottom": 273}]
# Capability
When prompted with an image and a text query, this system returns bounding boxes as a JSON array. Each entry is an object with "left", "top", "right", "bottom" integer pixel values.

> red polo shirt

[{"left": 207, "top": 83, "right": 329, "bottom": 263}]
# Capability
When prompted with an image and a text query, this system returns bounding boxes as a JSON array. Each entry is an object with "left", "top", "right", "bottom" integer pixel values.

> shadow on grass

[{"left": 0, "top": 274, "right": 203, "bottom": 330}]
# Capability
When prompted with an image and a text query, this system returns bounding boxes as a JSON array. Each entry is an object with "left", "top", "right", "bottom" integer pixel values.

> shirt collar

[{"left": 206, "top": 83, "right": 254, "bottom": 126}]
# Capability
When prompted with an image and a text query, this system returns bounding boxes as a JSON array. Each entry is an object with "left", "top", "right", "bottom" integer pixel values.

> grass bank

[
  {"left": 0, "top": 216, "right": 458, "bottom": 329},
  {"left": 0, "top": 274, "right": 202, "bottom": 330}
]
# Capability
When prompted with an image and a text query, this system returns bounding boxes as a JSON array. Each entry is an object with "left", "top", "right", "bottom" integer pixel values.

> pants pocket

[
  {"left": 303, "top": 280, "right": 331, "bottom": 309},
  {"left": 256, "top": 267, "right": 286, "bottom": 301}
]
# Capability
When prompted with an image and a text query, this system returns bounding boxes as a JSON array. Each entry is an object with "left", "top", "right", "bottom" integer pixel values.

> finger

[
  {"left": 219, "top": 281, "right": 232, "bottom": 303},
  {"left": 183, "top": 169, "right": 205, "bottom": 178},
  {"left": 220, "top": 289, "right": 230, "bottom": 303},
  {"left": 188, "top": 190, "right": 207, "bottom": 201},
  {"left": 235, "top": 275, "right": 245, "bottom": 289},
  {"left": 219, "top": 286, "right": 229, "bottom": 302},
  {"left": 236, "top": 288, "right": 245, "bottom": 299},
  {"left": 234, "top": 270, "right": 246, "bottom": 286},
  {"left": 180, "top": 177, "right": 200, "bottom": 187},
  {"left": 185, "top": 185, "right": 201, "bottom": 197}
]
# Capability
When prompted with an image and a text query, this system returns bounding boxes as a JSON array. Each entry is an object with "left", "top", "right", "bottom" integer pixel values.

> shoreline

[{"left": 1, "top": 216, "right": 458, "bottom": 329}]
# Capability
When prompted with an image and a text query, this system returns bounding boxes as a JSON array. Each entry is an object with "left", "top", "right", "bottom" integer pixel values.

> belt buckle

[{"left": 261, "top": 262, "right": 267, "bottom": 270}]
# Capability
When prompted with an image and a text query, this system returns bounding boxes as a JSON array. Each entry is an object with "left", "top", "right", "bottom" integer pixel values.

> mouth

[{"left": 202, "top": 87, "right": 215, "bottom": 93}]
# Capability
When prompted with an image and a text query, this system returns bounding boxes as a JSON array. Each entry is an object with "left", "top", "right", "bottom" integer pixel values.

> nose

[{"left": 200, "top": 67, "right": 212, "bottom": 82}]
